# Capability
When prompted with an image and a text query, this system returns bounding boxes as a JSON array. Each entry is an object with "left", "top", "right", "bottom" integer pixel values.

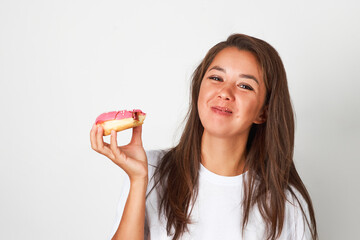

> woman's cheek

[
  {"left": 198, "top": 86, "right": 211, "bottom": 114},
  {"left": 236, "top": 96, "right": 259, "bottom": 121}
]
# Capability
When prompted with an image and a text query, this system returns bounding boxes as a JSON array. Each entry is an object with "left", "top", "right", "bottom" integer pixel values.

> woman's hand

[{"left": 90, "top": 124, "right": 148, "bottom": 183}]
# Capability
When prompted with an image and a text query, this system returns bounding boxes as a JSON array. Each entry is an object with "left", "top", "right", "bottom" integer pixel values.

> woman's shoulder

[
  {"left": 281, "top": 185, "right": 312, "bottom": 239},
  {"left": 145, "top": 149, "right": 170, "bottom": 195},
  {"left": 285, "top": 185, "right": 310, "bottom": 211},
  {"left": 145, "top": 149, "right": 170, "bottom": 168}
]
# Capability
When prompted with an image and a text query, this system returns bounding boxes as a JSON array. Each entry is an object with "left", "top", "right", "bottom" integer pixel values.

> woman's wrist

[{"left": 130, "top": 176, "right": 149, "bottom": 190}]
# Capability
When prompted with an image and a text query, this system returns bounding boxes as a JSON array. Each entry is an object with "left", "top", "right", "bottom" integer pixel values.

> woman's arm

[
  {"left": 112, "top": 178, "right": 148, "bottom": 240},
  {"left": 90, "top": 124, "right": 149, "bottom": 240}
]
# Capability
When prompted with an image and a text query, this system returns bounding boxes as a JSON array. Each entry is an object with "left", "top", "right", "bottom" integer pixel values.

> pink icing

[{"left": 95, "top": 109, "right": 145, "bottom": 124}]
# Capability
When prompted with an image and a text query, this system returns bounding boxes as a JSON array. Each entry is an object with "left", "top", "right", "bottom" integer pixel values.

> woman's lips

[{"left": 211, "top": 106, "right": 233, "bottom": 116}]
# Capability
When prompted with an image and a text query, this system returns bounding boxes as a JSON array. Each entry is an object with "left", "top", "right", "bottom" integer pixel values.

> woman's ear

[{"left": 254, "top": 105, "right": 268, "bottom": 124}]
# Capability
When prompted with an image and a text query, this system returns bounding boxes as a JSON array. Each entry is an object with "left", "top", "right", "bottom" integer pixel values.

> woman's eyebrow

[
  {"left": 208, "top": 65, "right": 259, "bottom": 85},
  {"left": 208, "top": 65, "right": 225, "bottom": 73},
  {"left": 239, "top": 74, "right": 259, "bottom": 85}
]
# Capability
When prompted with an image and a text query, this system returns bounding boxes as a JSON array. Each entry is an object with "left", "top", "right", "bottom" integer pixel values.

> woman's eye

[
  {"left": 209, "top": 76, "right": 222, "bottom": 81},
  {"left": 238, "top": 84, "right": 254, "bottom": 91}
]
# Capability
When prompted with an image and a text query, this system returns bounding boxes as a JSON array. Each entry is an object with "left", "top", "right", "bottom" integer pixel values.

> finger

[
  {"left": 90, "top": 124, "right": 98, "bottom": 150},
  {"left": 101, "top": 141, "right": 115, "bottom": 159},
  {"left": 96, "top": 125, "right": 106, "bottom": 152},
  {"left": 110, "top": 130, "right": 123, "bottom": 161},
  {"left": 94, "top": 126, "right": 114, "bottom": 157},
  {"left": 130, "top": 125, "right": 143, "bottom": 145}
]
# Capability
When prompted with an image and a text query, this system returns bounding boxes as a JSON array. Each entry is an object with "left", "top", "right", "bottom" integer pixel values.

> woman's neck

[{"left": 200, "top": 130, "right": 248, "bottom": 176}]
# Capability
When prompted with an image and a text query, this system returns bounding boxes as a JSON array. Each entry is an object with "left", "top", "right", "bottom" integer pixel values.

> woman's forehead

[{"left": 207, "top": 47, "right": 263, "bottom": 82}]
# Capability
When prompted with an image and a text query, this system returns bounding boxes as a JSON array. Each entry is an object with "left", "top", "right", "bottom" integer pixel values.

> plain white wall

[{"left": 1, "top": 0, "right": 359, "bottom": 239}]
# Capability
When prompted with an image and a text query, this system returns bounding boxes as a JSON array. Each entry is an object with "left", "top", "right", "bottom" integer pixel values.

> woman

[{"left": 90, "top": 33, "right": 318, "bottom": 240}]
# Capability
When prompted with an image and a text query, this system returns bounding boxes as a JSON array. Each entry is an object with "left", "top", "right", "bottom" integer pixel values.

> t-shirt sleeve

[{"left": 280, "top": 187, "right": 313, "bottom": 240}]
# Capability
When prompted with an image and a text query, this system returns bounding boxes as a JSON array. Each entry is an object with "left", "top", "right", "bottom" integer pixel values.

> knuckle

[
  {"left": 90, "top": 144, "right": 97, "bottom": 151},
  {"left": 97, "top": 141, "right": 103, "bottom": 149},
  {"left": 116, "top": 150, "right": 122, "bottom": 159},
  {"left": 119, "top": 152, "right": 127, "bottom": 162},
  {"left": 109, "top": 142, "right": 115, "bottom": 151},
  {"left": 110, "top": 146, "right": 118, "bottom": 156}
]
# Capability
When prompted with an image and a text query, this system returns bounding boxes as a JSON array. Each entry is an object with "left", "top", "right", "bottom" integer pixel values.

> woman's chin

[
  {"left": 201, "top": 121, "right": 251, "bottom": 140},
  {"left": 203, "top": 128, "right": 237, "bottom": 139}
]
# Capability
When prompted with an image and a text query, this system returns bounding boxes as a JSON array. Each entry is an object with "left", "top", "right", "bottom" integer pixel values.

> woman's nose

[{"left": 217, "top": 85, "right": 234, "bottom": 101}]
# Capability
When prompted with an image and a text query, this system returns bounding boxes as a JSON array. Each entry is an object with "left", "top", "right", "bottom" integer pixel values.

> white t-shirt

[{"left": 110, "top": 150, "right": 311, "bottom": 240}]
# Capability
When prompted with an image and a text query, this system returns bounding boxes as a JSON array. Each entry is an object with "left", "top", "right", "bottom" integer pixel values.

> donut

[{"left": 95, "top": 109, "right": 146, "bottom": 136}]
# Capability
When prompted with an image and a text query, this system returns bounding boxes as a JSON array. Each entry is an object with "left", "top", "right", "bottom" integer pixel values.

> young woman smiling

[{"left": 90, "top": 34, "right": 317, "bottom": 240}]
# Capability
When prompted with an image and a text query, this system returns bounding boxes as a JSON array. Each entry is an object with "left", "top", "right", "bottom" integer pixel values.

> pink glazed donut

[{"left": 95, "top": 109, "right": 146, "bottom": 136}]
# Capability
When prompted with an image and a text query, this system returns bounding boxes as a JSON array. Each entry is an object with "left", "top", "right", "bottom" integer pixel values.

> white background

[{"left": 1, "top": 0, "right": 359, "bottom": 239}]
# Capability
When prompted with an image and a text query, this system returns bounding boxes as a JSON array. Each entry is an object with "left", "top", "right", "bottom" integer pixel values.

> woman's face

[{"left": 197, "top": 47, "right": 267, "bottom": 139}]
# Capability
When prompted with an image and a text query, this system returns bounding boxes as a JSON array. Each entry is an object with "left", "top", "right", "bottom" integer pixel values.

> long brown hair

[{"left": 150, "top": 33, "right": 317, "bottom": 240}]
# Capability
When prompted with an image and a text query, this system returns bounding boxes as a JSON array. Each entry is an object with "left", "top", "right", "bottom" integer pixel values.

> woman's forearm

[{"left": 112, "top": 178, "right": 148, "bottom": 240}]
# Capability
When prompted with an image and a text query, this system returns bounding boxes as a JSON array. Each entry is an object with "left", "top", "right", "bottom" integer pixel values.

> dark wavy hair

[{"left": 149, "top": 33, "right": 317, "bottom": 240}]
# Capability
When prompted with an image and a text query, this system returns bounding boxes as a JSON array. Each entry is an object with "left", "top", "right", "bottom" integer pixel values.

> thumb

[{"left": 130, "top": 125, "right": 143, "bottom": 145}]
